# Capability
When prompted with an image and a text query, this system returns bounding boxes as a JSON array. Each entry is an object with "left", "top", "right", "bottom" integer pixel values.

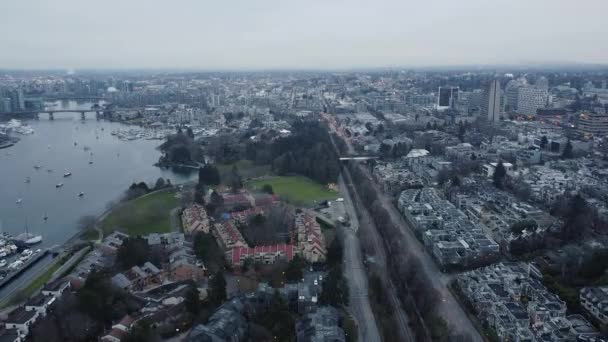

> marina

[
  {"left": 0, "top": 227, "right": 47, "bottom": 290},
  {"left": 0, "top": 248, "right": 49, "bottom": 290},
  {"left": 0, "top": 100, "right": 197, "bottom": 301}
]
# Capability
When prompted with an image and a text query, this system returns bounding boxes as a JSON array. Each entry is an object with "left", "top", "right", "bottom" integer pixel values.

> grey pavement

[{"left": 337, "top": 174, "right": 382, "bottom": 342}]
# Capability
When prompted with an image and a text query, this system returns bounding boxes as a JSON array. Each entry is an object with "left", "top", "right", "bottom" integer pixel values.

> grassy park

[
  {"left": 100, "top": 190, "right": 178, "bottom": 236},
  {"left": 247, "top": 176, "right": 337, "bottom": 206}
]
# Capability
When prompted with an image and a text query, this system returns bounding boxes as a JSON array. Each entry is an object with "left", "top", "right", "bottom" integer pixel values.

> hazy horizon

[{"left": 2, "top": 0, "right": 607, "bottom": 70}]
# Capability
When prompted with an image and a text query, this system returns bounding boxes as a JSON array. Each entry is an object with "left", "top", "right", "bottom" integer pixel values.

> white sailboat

[{"left": 16, "top": 218, "right": 42, "bottom": 245}]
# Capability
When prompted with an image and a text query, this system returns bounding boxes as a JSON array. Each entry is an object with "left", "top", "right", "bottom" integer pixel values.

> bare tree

[{"left": 77, "top": 215, "right": 97, "bottom": 231}]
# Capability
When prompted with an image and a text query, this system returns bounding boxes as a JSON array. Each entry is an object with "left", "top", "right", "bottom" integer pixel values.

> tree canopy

[
  {"left": 562, "top": 139, "right": 574, "bottom": 159},
  {"left": 198, "top": 164, "right": 221, "bottom": 186},
  {"left": 208, "top": 271, "right": 227, "bottom": 307},
  {"left": 492, "top": 162, "right": 507, "bottom": 189}
]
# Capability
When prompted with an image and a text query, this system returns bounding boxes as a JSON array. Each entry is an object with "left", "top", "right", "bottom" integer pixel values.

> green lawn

[
  {"left": 100, "top": 190, "right": 178, "bottom": 236},
  {"left": 246, "top": 176, "right": 338, "bottom": 206},
  {"left": 217, "top": 159, "right": 272, "bottom": 183}
]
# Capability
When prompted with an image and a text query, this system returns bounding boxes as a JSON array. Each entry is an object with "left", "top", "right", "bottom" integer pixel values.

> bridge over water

[
  {"left": 339, "top": 156, "right": 379, "bottom": 161},
  {"left": 5, "top": 109, "right": 109, "bottom": 120},
  {"left": 44, "top": 96, "right": 104, "bottom": 101}
]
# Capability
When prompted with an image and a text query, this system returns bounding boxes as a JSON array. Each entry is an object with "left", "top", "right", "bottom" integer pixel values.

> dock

[{"left": 0, "top": 249, "right": 49, "bottom": 290}]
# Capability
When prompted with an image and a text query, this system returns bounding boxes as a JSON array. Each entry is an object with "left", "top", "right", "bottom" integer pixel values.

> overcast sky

[{"left": 1, "top": 0, "right": 607, "bottom": 70}]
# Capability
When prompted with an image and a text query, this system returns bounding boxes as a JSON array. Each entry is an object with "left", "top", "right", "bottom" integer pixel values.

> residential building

[
  {"left": 4, "top": 307, "right": 38, "bottom": 336},
  {"left": 437, "top": 86, "right": 459, "bottom": 110},
  {"left": 24, "top": 293, "right": 56, "bottom": 316},
  {"left": 99, "top": 231, "right": 130, "bottom": 255},
  {"left": 111, "top": 262, "right": 163, "bottom": 291},
  {"left": 229, "top": 244, "right": 295, "bottom": 266},
  {"left": 398, "top": 188, "right": 499, "bottom": 268},
  {"left": 187, "top": 297, "right": 248, "bottom": 342},
  {"left": 0, "top": 328, "right": 21, "bottom": 342},
  {"left": 455, "top": 262, "right": 591, "bottom": 341},
  {"left": 295, "top": 307, "right": 346, "bottom": 342},
  {"left": 168, "top": 248, "right": 206, "bottom": 282},
  {"left": 517, "top": 86, "right": 548, "bottom": 117},
  {"left": 181, "top": 204, "right": 211, "bottom": 234},
  {"left": 295, "top": 211, "right": 327, "bottom": 263},
  {"left": 213, "top": 220, "right": 247, "bottom": 250},
  {"left": 576, "top": 111, "right": 608, "bottom": 139},
  {"left": 580, "top": 287, "right": 608, "bottom": 324},
  {"left": 100, "top": 315, "right": 135, "bottom": 342},
  {"left": 41, "top": 279, "right": 71, "bottom": 297}
]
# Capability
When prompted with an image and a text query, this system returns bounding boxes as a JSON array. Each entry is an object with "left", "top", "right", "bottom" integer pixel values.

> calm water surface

[{"left": 0, "top": 101, "right": 195, "bottom": 247}]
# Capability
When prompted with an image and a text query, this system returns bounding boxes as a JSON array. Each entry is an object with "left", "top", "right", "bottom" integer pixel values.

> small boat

[
  {"left": 16, "top": 198, "right": 22, "bottom": 204},
  {"left": 56, "top": 183, "right": 63, "bottom": 188},
  {"left": 24, "top": 177, "right": 31, "bottom": 183},
  {"left": 33, "top": 165, "right": 41, "bottom": 170},
  {"left": 78, "top": 192, "right": 84, "bottom": 197},
  {"left": 88, "top": 161, "right": 93, "bottom": 165},
  {"left": 43, "top": 212, "right": 48, "bottom": 221},
  {"left": 63, "top": 172, "right": 72, "bottom": 177},
  {"left": 74, "top": 142, "right": 77, "bottom": 146},
  {"left": 47, "top": 169, "right": 53, "bottom": 173}
]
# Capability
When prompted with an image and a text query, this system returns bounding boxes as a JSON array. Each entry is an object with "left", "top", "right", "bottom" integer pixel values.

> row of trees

[
  {"left": 347, "top": 162, "right": 470, "bottom": 341},
  {"left": 123, "top": 178, "right": 172, "bottom": 201},
  {"left": 243, "top": 121, "right": 341, "bottom": 184},
  {"left": 157, "top": 127, "right": 203, "bottom": 166},
  {"left": 551, "top": 193, "right": 607, "bottom": 240}
]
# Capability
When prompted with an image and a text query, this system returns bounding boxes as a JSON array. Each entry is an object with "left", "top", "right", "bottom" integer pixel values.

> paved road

[
  {"left": 170, "top": 207, "right": 182, "bottom": 233},
  {"left": 49, "top": 246, "right": 91, "bottom": 283},
  {"left": 337, "top": 174, "right": 382, "bottom": 342},
  {"left": 0, "top": 254, "right": 54, "bottom": 304}
]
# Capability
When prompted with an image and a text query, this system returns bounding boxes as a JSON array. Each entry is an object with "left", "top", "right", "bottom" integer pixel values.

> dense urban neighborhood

[{"left": 2, "top": 67, "right": 608, "bottom": 342}]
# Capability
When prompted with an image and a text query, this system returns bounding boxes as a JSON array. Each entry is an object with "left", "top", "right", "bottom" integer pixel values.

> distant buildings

[
  {"left": 484, "top": 80, "right": 501, "bottom": 124},
  {"left": 575, "top": 111, "right": 608, "bottom": 139},
  {"left": 517, "top": 86, "right": 549, "bottom": 117},
  {"left": 437, "top": 86, "right": 459, "bottom": 110}
]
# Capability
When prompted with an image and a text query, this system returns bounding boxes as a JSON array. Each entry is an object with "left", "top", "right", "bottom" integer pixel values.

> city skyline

[{"left": 1, "top": 0, "right": 607, "bottom": 70}]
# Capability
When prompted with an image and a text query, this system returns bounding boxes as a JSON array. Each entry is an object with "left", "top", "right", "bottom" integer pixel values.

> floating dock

[{"left": 0, "top": 249, "right": 49, "bottom": 289}]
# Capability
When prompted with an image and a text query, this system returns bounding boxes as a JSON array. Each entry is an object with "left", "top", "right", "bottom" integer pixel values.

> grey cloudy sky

[{"left": 1, "top": 0, "right": 607, "bottom": 70}]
